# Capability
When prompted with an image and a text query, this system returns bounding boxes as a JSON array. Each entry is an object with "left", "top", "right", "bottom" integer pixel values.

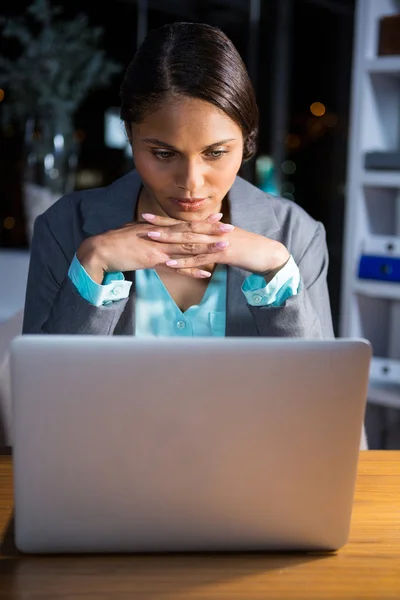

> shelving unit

[
  {"left": 366, "top": 56, "right": 400, "bottom": 74},
  {"left": 362, "top": 172, "right": 400, "bottom": 187},
  {"left": 354, "top": 280, "right": 400, "bottom": 301},
  {"left": 340, "top": 0, "right": 400, "bottom": 432}
]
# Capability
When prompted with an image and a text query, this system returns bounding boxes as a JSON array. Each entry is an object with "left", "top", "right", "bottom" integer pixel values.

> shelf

[
  {"left": 368, "top": 358, "right": 400, "bottom": 408},
  {"left": 366, "top": 56, "right": 400, "bottom": 75},
  {"left": 362, "top": 234, "right": 400, "bottom": 255},
  {"left": 362, "top": 171, "right": 400, "bottom": 188},
  {"left": 368, "top": 381, "right": 400, "bottom": 409},
  {"left": 370, "top": 357, "right": 400, "bottom": 384},
  {"left": 354, "top": 279, "right": 400, "bottom": 300}
]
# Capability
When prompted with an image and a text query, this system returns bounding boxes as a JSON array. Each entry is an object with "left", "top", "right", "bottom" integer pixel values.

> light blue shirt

[
  {"left": 68, "top": 255, "right": 300, "bottom": 336},
  {"left": 136, "top": 265, "right": 227, "bottom": 337}
]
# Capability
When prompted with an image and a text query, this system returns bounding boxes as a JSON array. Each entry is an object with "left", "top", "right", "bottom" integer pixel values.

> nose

[{"left": 176, "top": 158, "right": 205, "bottom": 196}]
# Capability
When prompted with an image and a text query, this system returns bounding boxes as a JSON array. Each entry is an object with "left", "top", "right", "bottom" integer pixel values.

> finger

[
  {"left": 142, "top": 212, "right": 226, "bottom": 229},
  {"left": 176, "top": 268, "right": 212, "bottom": 279},
  {"left": 147, "top": 230, "right": 228, "bottom": 244},
  {"left": 206, "top": 212, "right": 223, "bottom": 223},
  {"left": 141, "top": 213, "right": 182, "bottom": 226},
  {"left": 154, "top": 221, "right": 234, "bottom": 236},
  {"left": 155, "top": 241, "right": 229, "bottom": 256},
  {"left": 179, "top": 241, "right": 228, "bottom": 254},
  {"left": 166, "top": 254, "right": 222, "bottom": 269}
]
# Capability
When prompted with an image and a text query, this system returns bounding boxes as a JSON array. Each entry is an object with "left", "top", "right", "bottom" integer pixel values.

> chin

[{"left": 173, "top": 210, "right": 211, "bottom": 222}]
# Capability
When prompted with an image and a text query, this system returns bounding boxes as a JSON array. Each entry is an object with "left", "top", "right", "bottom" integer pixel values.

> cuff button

[{"left": 112, "top": 285, "right": 123, "bottom": 296}]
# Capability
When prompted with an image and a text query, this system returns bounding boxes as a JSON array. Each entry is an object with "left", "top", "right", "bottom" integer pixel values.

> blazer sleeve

[
  {"left": 247, "top": 222, "right": 334, "bottom": 339},
  {"left": 22, "top": 214, "right": 129, "bottom": 335}
]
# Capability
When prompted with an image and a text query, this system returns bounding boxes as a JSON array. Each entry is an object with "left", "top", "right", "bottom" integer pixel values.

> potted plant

[{"left": 0, "top": 0, "right": 122, "bottom": 241}]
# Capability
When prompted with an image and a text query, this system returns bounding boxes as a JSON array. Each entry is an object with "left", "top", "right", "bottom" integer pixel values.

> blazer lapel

[
  {"left": 225, "top": 176, "right": 281, "bottom": 336},
  {"left": 81, "top": 170, "right": 142, "bottom": 236}
]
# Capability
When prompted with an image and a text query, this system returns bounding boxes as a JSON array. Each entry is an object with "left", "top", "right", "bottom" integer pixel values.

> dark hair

[{"left": 120, "top": 22, "right": 258, "bottom": 162}]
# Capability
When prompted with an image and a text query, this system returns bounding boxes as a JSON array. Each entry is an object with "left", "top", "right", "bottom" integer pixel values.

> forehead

[{"left": 133, "top": 95, "right": 242, "bottom": 147}]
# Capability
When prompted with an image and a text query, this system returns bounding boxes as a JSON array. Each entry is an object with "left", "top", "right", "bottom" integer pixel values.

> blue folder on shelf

[{"left": 358, "top": 255, "right": 400, "bottom": 282}]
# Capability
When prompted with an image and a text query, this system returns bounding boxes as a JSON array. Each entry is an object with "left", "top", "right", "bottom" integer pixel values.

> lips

[
  {"left": 172, "top": 198, "right": 207, "bottom": 202},
  {"left": 171, "top": 197, "right": 208, "bottom": 211}
]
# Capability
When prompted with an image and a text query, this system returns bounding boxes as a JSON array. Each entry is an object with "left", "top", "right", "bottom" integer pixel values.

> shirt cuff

[
  {"left": 68, "top": 254, "right": 132, "bottom": 307},
  {"left": 241, "top": 255, "right": 301, "bottom": 307}
]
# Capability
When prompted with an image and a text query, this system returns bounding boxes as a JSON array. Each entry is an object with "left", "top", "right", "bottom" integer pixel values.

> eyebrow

[{"left": 141, "top": 138, "right": 237, "bottom": 151}]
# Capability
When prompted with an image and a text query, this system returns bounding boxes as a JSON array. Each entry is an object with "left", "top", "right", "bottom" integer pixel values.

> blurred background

[
  {"left": 0, "top": 0, "right": 355, "bottom": 327},
  {"left": 1, "top": 0, "right": 400, "bottom": 448}
]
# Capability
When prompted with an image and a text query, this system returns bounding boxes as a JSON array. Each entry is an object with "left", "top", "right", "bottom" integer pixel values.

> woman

[{"left": 22, "top": 22, "right": 334, "bottom": 339}]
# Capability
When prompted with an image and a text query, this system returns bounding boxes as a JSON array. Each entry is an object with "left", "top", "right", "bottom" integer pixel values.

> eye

[
  {"left": 206, "top": 150, "right": 228, "bottom": 160},
  {"left": 152, "top": 150, "right": 175, "bottom": 160}
]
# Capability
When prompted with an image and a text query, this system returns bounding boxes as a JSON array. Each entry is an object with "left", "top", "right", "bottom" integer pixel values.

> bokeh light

[
  {"left": 310, "top": 102, "right": 326, "bottom": 117},
  {"left": 54, "top": 134, "right": 64, "bottom": 150},
  {"left": 281, "top": 160, "right": 296, "bottom": 175},
  {"left": 324, "top": 114, "right": 339, "bottom": 127},
  {"left": 306, "top": 118, "right": 324, "bottom": 136},
  {"left": 44, "top": 154, "right": 54, "bottom": 170},
  {"left": 281, "top": 182, "right": 295, "bottom": 195},
  {"left": 285, "top": 133, "right": 301, "bottom": 149},
  {"left": 4, "top": 216, "right": 16, "bottom": 230}
]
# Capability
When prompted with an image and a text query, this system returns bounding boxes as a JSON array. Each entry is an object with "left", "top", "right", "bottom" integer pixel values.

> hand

[
  {"left": 76, "top": 212, "right": 228, "bottom": 283},
  {"left": 142, "top": 214, "right": 290, "bottom": 278}
]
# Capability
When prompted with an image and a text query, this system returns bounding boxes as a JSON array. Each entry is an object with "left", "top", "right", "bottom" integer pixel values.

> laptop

[{"left": 10, "top": 335, "right": 371, "bottom": 554}]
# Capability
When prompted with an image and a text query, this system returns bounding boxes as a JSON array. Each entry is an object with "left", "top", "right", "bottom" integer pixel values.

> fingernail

[
  {"left": 166, "top": 260, "right": 178, "bottom": 266},
  {"left": 215, "top": 241, "right": 229, "bottom": 249},
  {"left": 142, "top": 213, "right": 156, "bottom": 220},
  {"left": 198, "top": 270, "right": 211, "bottom": 278},
  {"left": 219, "top": 224, "right": 234, "bottom": 232},
  {"left": 208, "top": 212, "right": 223, "bottom": 222},
  {"left": 147, "top": 231, "right": 161, "bottom": 238}
]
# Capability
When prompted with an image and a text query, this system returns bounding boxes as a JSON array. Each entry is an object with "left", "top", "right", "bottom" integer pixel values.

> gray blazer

[{"left": 23, "top": 169, "right": 334, "bottom": 338}]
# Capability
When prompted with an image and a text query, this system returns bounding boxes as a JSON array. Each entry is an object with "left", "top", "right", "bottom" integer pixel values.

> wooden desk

[{"left": 0, "top": 451, "right": 399, "bottom": 599}]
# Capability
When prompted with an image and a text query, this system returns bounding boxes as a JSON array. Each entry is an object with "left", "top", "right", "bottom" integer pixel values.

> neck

[{"left": 136, "top": 186, "right": 169, "bottom": 221}]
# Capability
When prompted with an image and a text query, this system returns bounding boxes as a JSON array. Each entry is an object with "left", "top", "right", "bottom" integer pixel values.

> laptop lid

[{"left": 11, "top": 336, "right": 371, "bottom": 553}]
